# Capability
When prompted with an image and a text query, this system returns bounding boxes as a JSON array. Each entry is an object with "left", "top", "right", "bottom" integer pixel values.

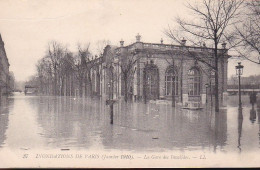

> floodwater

[{"left": 0, "top": 93, "right": 259, "bottom": 153}]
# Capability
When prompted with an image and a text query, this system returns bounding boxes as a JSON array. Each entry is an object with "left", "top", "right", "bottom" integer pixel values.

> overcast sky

[{"left": 0, "top": 0, "right": 259, "bottom": 81}]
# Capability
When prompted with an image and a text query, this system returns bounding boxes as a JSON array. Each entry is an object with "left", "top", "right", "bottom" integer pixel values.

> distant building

[
  {"left": 99, "top": 34, "right": 230, "bottom": 107},
  {"left": 24, "top": 85, "right": 39, "bottom": 95},
  {"left": 0, "top": 33, "right": 11, "bottom": 97}
]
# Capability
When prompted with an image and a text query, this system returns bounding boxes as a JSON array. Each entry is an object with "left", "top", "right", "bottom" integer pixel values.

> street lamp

[
  {"left": 236, "top": 62, "right": 244, "bottom": 108},
  {"left": 205, "top": 83, "right": 209, "bottom": 104}
]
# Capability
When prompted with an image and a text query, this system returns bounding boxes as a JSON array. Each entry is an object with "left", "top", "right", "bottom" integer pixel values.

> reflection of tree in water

[
  {"left": 250, "top": 105, "right": 257, "bottom": 124},
  {"left": 257, "top": 106, "right": 260, "bottom": 147},
  {"left": 0, "top": 97, "right": 14, "bottom": 148},
  {"left": 211, "top": 109, "right": 228, "bottom": 152}
]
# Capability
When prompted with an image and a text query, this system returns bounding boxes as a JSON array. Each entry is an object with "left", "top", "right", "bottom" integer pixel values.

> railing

[
  {"left": 227, "top": 84, "right": 260, "bottom": 89},
  {"left": 116, "top": 42, "right": 226, "bottom": 55},
  {"left": 142, "top": 43, "right": 224, "bottom": 53}
]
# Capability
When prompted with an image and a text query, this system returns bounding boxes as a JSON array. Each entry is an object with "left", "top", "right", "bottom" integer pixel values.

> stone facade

[
  {"left": 98, "top": 34, "right": 229, "bottom": 107},
  {"left": 0, "top": 33, "right": 11, "bottom": 97}
]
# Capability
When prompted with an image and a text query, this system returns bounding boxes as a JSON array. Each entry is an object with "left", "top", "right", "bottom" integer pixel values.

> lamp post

[
  {"left": 236, "top": 62, "right": 244, "bottom": 109},
  {"left": 205, "top": 83, "right": 209, "bottom": 104}
]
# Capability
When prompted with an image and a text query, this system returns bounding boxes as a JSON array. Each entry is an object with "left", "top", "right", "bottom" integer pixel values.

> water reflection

[
  {"left": 250, "top": 105, "right": 256, "bottom": 124},
  {"left": 237, "top": 107, "right": 243, "bottom": 152},
  {"left": 33, "top": 96, "right": 107, "bottom": 149},
  {"left": 257, "top": 106, "right": 260, "bottom": 146},
  {"left": 0, "top": 97, "right": 14, "bottom": 148},
  {"left": 3, "top": 95, "right": 260, "bottom": 152},
  {"left": 30, "top": 96, "right": 227, "bottom": 151}
]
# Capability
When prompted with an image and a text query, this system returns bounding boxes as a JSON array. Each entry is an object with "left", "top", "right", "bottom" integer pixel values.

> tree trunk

[
  {"left": 214, "top": 39, "right": 219, "bottom": 113},
  {"left": 180, "top": 58, "right": 183, "bottom": 103},
  {"left": 172, "top": 60, "right": 175, "bottom": 107},
  {"left": 110, "top": 103, "right": 113, "bottom": 124},
  {"left": 143, "top": 68, "right": 147, "bottom": 104},
  {"left": 79, "top": 79, "right": 83, "bottom": 97},
  {"left": 111, "top": 70, "right": 114, "bottom": 99},
  {"left": 124, "top": 75, "right": 128, "bottom": 102},
  {"left": 88, "top": 73, "right": 92, "bottom": 98},
  {"left": 54, "top": 65, "right": 57, "bottom": 96},
  {"left": 54, "top": 74, "right": 57, "bottom": 96}
]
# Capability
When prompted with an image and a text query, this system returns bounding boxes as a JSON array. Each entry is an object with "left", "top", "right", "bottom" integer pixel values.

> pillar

[
  {"left": 139, "top": 64, "right": 145, "bottom": 100},
  {"left": 133, "top": 66, "right": 138, "bottom": 101}
]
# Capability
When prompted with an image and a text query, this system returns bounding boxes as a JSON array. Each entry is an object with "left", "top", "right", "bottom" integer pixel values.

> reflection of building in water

[{"left": 0, "top": 97, "right": 14, "bottom": 148}]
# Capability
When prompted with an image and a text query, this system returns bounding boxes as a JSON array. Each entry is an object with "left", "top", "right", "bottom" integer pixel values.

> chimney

[
  {"left": 120, "top": 39, "right": 124, "bottom": 47},
  {"left": 136, "top": 33, "right": 141, "bottom": 42},
  {"left": 161, "top": 38, "right": 163, "bottom": 44}
]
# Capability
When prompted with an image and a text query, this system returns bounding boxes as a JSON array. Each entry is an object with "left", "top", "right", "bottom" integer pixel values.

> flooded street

[{"left": 0, "top": 93, "right": 260, "bottom": 154}]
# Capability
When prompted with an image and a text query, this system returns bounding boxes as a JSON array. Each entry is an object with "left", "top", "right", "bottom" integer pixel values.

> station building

[{"left": 96, "top": 34, "right": 230, "bottom": 107}]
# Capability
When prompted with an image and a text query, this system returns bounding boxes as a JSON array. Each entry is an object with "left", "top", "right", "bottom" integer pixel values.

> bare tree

[
  {"left": 76, "top": 43, "right": 99, "bottom": 97},
  {"left": 36, "top": 59, "right": 48, "bottom": 94},
  {"left": 232, "top": 0, "right": 260, "bottom": 64},
  {"left": 36, "top": 56, "right": 54, "bottom": 95},
  {"left": 59, "top": 51, "right": 74, "bottom": 96},
  {"left": 117, "top": 50, "right": 139, "bottom": 102},
  {"left": 95, "top": 40, "right": 111, "bottom": 57},
  {"left": 74, "top": 43, "right": 91, "bottom": 97},
  {"left": 164, "top": 0, "right": 243, "bottom": 112},
  {"left": 46, "top": 41, "right": 67, "bottom": 95}
]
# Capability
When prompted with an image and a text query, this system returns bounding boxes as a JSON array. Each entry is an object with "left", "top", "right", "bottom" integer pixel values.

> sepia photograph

[{"left": 0, "top": 0, "right": 260, "bottom": 168}]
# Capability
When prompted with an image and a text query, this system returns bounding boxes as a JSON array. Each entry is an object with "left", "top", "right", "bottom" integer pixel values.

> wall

[{"left": 101, "top": 41, "right": 229, "bottom": 105}]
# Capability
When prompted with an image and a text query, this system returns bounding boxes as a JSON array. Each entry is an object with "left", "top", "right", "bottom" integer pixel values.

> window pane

[
  {"left": 167, "top": 82, "right": 171, "bottom": 95},
  {"left": 188, "top": 68, "right": 200, "bottom": 96},
  {"left": 165, "top": 68, "right": 178, "bottom": 96}
]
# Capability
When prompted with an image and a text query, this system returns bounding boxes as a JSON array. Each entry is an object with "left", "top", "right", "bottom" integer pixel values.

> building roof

[{"left": 114, "top": 41, "right": 231, "bottom": 59}]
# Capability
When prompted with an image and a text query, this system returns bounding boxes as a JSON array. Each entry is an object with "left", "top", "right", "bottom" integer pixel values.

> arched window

[
  {"left": 165, "top": 66, "right": 178, "bottom": 96},
  {"left": 188, "top": 67, "right": 201, "bottom": 96},
  {"left": 144, "top": 64, "right": 159, "bottom": 100}
]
